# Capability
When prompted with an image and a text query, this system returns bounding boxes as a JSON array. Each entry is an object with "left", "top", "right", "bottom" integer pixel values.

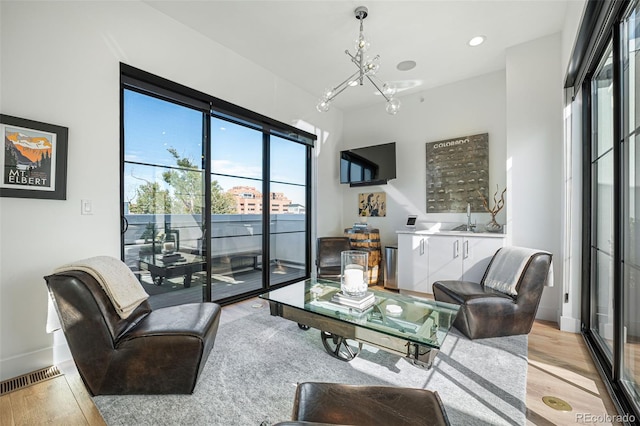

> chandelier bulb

[
  {"left": 364, "top": 56, "right": 380, "bottom": 75},
  {"left": 317, "top": 99, "right": 331, "bottom": 113},
  {"left": 355, "top": 35, "right": 370, "bottom": 52},
  {"left": 382, "top": 82, "right": 397, "bottom": 97},
  {"left": 385, "top": 98, "right": 401, "bottom": 115}
]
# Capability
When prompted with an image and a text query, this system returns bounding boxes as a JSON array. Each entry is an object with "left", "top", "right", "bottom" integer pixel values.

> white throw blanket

[
  {"left": 484, "top": 246, "right": 552, "bottom": 296},
  {"left": 54, "top": 256, "right": 149, "bottom": 319}
]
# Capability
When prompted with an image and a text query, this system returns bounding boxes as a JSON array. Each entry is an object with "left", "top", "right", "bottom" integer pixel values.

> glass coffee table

[{"left": 260, "top": 278, "right": 460, "bottom": 368}]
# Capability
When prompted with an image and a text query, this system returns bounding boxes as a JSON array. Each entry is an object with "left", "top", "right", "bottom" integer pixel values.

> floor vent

[{"left": 0, "top": 365, "right": 63, "bottom": 396}]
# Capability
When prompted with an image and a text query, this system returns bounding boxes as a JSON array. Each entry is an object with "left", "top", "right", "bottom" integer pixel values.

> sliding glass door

[
  {"left": 121, "top": 64, "right": 315, "bottom": 306},
  {"left": 122, "top": 89, "right": 207, "bottom": 308},
  {"left": 209, "top": 117, "right": 264, "bottom": 300},
  {"left": 269, "top": 135, "right": 309, "bottom": 286},
  {"left": 206, "top": 123, "right": 311, "bottom": 299}
]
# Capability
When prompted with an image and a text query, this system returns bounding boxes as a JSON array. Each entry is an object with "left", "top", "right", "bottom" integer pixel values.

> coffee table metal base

[
  {"left": 320, "top": 331, "right": 363, "bottom": 361},
  {"left": 270, "top": 302, "right": 438, "bottom": 368}
]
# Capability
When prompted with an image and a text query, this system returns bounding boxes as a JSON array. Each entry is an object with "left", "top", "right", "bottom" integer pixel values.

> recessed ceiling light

[
  {"left": 468, "top": 36, "right": 486, "bottom": 47},
  {"left": 396, "top": 60, "right": 417, "bottom": 71}
]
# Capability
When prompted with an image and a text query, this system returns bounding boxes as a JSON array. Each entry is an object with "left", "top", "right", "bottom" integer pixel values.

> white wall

[
  {"left": 0, "top": 1, "right": 343, "bottom": 381},
  {"left": 342, "top": 71, "right": 507, "bottom": 247},
  {"left": 505, "top": 33, "right": 564, "bottom": 322}
]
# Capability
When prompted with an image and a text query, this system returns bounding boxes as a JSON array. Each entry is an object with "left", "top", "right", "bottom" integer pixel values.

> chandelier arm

[
  {"left": 345, "top": 50, "right": 361, "bottom": 73},
  {"left": 365, "top": 75, "right": 391, "bottom": 102},
  {"left": 327, "top": 82, "right": 352, "bottom": 102},
  {"left": 345, "top": 50, "right": 358, "bottom": 63},
  {"left": 346, "top": 53, "right": 379, "bottom": 70},
  {"left": 327, "top": 69, "right": 364, "bottom": 101},
  {"left": 345, "top": 51, "right": 363, "bottom": 85}
]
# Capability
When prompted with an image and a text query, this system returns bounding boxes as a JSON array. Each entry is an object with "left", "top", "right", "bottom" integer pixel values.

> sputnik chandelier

[{"left": 316, "top": 6, "right": 400, "bottom": 115}]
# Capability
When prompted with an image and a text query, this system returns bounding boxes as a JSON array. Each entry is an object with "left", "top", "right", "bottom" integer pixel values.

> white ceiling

[{"left": 145, "top": 1, "right": 575, "bottom": 112}]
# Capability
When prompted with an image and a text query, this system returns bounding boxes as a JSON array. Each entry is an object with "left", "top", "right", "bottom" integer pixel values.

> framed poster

[
  {"left": 358, "top": 192, "right": 386, "bottom": 217},
  {"left": 425, "top": 133, "right": 489, "bottom": 213},
  {"left": 1, "top": 114, "right": 68, "bottom": 200}
]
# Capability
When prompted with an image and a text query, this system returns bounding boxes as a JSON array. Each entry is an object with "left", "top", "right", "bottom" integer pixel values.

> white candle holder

[{"left": 341, "top": 250, "right": 369, "bottom": 297}]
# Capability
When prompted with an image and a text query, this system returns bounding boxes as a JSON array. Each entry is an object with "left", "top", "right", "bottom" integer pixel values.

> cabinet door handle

[
  {"left": 420, "top": 238, "right": 425, "bottom": 255},
  {"left": 463, "top": 240, "right": 469, "bottom": 259},
  {"left": 453, "top": 240, "right": 459, "bottom": 258}
]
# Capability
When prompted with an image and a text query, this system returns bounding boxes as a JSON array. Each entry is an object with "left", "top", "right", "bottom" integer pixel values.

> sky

[{"left": 123, "top": 90, "right": 307, "bottom": 206}]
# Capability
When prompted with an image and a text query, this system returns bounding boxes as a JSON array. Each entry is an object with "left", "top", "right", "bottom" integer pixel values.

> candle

[
  {"left": 163, "top": 242, "right": 175, "bottom": 253},
  {"left": 343, "top": 265, "right": 365, "bottom": 293}
]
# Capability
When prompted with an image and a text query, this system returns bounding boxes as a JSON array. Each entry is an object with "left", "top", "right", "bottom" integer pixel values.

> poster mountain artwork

[{"left": 2, "top": 125, "right": 56, "bottom": 190}]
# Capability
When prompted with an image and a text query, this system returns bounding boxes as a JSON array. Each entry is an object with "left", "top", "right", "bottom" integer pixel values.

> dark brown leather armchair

[
  {"left": 44, "top": 270, "right": 221, "bottom": 395},
  {"left": 433, "top": 247, "right": 552, "bottom": 340},
  {"left": 316, "top": 237, "right": 351, "bottom": 280},
  {"left": 274, "top": 382, "right": 449, "bottom": 426}
]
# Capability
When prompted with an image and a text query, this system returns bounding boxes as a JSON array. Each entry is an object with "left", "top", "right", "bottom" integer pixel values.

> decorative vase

[
  {"left": 485, "top": 216, "right": 503, "bottom": 233},
  {"left": 341, "top": 250, "right": 369, "bottom": 297}
]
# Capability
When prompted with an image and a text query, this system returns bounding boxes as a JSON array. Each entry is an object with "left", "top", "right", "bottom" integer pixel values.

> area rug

[{"left": 93, "top": 304, "right": 527, "bottom": 425}]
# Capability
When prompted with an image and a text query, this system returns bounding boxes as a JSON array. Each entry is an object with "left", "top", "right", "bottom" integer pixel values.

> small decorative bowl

[{"left": 385, "top": 304, "right": 403, "bottom": 316}]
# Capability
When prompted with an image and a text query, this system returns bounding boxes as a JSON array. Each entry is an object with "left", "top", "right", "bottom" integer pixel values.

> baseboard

[
  {"left": 0, "top": 333, "right": 72, "bottom": 382},
  {"left": 560, "top": 315, "right": 581, "bottom": 333}
]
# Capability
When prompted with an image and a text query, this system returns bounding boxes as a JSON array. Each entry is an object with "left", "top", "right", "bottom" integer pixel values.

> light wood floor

[
  {"left": 0, "top": 301, "right": 623, "bottom": 426},
  {"left": 526, "top": 320, "right": 621, "bottom": 425}
]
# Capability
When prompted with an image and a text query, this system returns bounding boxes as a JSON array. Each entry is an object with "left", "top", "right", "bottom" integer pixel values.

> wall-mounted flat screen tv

[{"left": 340, "top": 142, "right": 396, "bottom": 186}]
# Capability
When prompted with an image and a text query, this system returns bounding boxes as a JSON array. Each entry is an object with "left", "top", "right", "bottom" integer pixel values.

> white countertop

[{"left": 397, "top": 229, "right": 505, "bottom": 238}]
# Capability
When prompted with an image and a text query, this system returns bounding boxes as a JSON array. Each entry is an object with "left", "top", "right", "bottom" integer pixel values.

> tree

[
  {"left": 162, "top": 148, "right": 237, "bottom": 214},
  {"left": 162, "top": 148, "right": 202, "bottom": 214},
  {"left": 211, "top": 180, "right": 237, "bottom": 214},
  {"left": 129, "top": 181, "right": 171, "bottom": 214}
]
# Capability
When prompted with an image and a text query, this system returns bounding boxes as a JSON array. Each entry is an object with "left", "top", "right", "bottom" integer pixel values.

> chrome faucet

[{"left": 466, "top": 203, "right": 475, "bottom": 232}]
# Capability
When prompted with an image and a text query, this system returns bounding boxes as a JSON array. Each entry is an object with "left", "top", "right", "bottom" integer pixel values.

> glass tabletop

[{"left": 260, "top": 278, "right": 460, "bottom": 350}]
